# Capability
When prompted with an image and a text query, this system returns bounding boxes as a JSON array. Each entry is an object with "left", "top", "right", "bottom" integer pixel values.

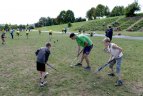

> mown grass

[
  {"left": 118, "top": 16, "right": 143, "bottom": 30},
  {"left": 0, "top": 31, "right": 143, "bottom": 96}
]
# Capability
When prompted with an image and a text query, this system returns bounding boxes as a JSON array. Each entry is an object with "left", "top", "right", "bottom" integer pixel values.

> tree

[
  {"left": 75, "top": 17, "right": 86, "bottom": 22},
  {"left": 57, "top": 10, "right": 66, "bottom": 24},
  {"left": 95, "top": 4, "right": 106, "bottom": 17},
  {"left": 39, "top": 17, "right": 48, "bottom": 26},
  {"left": 4, "top": 24, "right": 10, "bottom": 31},
  {"left": 104, "top": 6, "right": 110, "bottom": 16},
  {"left": 51, "top": 18, "right": 58, "bottom": 25},
  {"left": 46, "top": 17, "right": 53, "bottom": 26},
  {"left": 65, "top": 10, "right": 75, "bottom": 23},
  {"left": 11, "top": 24, "right": 18, "bottom": 29},
  {"left": 111, "top": 6, "right": 124, "bottom": 16},
  {"left": 0, "top": 25, "right": 5, "bottom": 31},
  {"left": 86, "top": 7, "right": 96, "bottom": 20},
  {"left": 125, "top": 2, "right": 140, "bottom": 17},
  {"left": 68, "top": 22, "right": 72, "bottom": 27}
]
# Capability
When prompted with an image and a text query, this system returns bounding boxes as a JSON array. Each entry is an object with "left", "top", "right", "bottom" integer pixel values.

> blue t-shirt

[{"left": 36, "top": 47, "right": 50, "bottom": 64}]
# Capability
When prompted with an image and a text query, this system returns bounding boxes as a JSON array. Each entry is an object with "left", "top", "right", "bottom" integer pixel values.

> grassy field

[{"left": 0, "top": 31, "right": 143, "bottom": 96}]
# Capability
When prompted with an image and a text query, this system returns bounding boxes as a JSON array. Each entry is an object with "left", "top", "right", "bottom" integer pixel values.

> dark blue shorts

[{"left": 83, "top": 44, "right": 93, "bottom": 55}]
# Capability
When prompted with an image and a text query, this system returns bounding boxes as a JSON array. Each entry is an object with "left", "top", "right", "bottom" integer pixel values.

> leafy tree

[
  {"left": 11, "top": 24, "right": 18, "bottom": 29},
  {"left": 86, "top": 7, "right": 96, "bottom": 20},
  {"left": 75, "top": 17, "right": 86, "bottom": 22},
  {"left": 111, "top": 6, "right": 124, "bottom": 16},
  {"left": 39, "top": 17, "right": 48, "bottom": 26},
  {"left": 65, "top": 10, "right": 75, "bottom": 23},
  {"left": 57, "top": 10, "right": 66, "bottom": 24},
  {"left": 4, "top": 24, "right": 10, "bottom": 31},
  {"left": 68, "top": 22, "right": 72, "bottom": 27},
  {"left": 95, "top": 4, "right": 106, "bottom": 17},
  {"left": 104, "top": 6, "right": 110, "bottom": 16},
  {"left": 125, "top": 2, "right": 140, "bottom": 17}
]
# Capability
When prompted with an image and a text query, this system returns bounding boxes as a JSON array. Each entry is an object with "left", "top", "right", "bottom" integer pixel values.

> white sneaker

[
  {"left": 44, "top": 72, "right": 49, "bottom": 79},
  {"left": 40, "top": 81, "right": 47, "bottom": 87}
]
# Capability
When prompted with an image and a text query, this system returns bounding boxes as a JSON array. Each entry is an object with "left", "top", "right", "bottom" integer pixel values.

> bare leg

[
  {"left": 80, "top": 54, "right": 84, "bottom": 64},
  {"left": 84, "top": 54, "right": 90, "bottom": 67},
  {"left": 40, "top": 72, "right": 46, "bottom": 83}
]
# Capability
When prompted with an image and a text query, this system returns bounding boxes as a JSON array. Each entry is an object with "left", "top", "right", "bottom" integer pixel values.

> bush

[{"left": 68, "top": 22, "right": 72, "bottom": 27}]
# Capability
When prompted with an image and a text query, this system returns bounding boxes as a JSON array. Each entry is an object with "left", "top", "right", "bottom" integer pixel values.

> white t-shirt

[{"left": 107, "top": 43, "right": 123, "bottom": 58}]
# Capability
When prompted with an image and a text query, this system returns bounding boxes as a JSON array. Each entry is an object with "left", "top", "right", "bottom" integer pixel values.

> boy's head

[
  {"left": 103, "top": 37, "right": 111, "bottom": 47},
  {"left": 108, "top": 26, "right": 112, "bottom": 28},
  {"left": 69, "top": 33, "right": 76, "bottom": 40},
  {"left": 46, "top": 42, "right": 51, "bottom": 49}
]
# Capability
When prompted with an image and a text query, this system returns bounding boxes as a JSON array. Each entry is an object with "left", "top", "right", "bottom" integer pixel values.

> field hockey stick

[
  {"left": 94, "top": 59, "right": 115, "bottom": 74},
  {"left": 46, "top": 63, "right": 58, "bottom": 71},
  {"left": 70, "top": 49, "right": 83, "bottom": 67}
]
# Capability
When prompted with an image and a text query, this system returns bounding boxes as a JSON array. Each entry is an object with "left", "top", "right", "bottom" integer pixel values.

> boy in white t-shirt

[{"left": 103, "top": 37, "right": 123, "bottom": 86}]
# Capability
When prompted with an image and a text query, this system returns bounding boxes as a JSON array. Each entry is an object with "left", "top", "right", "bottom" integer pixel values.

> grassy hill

[{"left": 37, "top": 15, "right": 143, "bottom": 32}]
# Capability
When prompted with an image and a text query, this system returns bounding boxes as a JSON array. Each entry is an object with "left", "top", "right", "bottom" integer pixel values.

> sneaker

[
  {"left": 44, "top": 72, "right": 49, "bottom": 79},
  {"left": 107, "top": 73, "right": 115, "bottom": 77},
  {"left": 40, "top": 81, "right": 47, "bottom": 87},
  {"left": 84, "top": 66, "right": 91, "bottom": 71},
  {"left": 115, "top": 80, "right": 123, "bottom": 86},
  {"left": 74, "top": 63, "right": 82, "bottom": 67}
]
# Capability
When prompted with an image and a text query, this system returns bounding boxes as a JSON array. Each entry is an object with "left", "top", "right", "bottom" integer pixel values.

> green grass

[
  {"left": 76, "top": 17, "right": 120, "bottom": 31},
  {"left": 0, "top": 31, "right": 143, "bottom": 96},
  {"left": 117, "top": 16, "right": 143, "bottom": 30},
  {"left": 132, "top": 19, "right": 143, "bottom": 31},
  {"left": 37, "top": 21, "right": 87, "bottom": 32}
]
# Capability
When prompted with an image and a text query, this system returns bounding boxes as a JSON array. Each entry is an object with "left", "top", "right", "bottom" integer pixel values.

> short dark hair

[
  {"left": 46, "top": 42, "right": 51, "bottom": 47},
  {"left": 69, "top": 33, "right": 75, "bottom": 38}
]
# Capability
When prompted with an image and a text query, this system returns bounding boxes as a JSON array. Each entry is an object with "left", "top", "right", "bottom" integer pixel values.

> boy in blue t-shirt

[{"left": 35, "top": 42, "right": 51, "bottom": 87}]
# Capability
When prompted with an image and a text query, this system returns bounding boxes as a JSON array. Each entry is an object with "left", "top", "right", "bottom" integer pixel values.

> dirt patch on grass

[{"left": 131, "top": 81, "right": 143, "bottom": 95}]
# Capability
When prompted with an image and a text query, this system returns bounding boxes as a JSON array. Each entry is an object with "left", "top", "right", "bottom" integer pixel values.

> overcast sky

[{"left": 0, "top": 0, "right": 143, "bottom": 25}]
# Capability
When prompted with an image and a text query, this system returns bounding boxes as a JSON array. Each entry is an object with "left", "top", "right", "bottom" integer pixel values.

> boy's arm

[
  {"left": 112, "top": 44, "right": 122, "bottom": 58},
  {"left": 35, "top": 48, "right": 40, "bottom": 56},
  {"left": 45, "top": 50, "right": 50, "bottom": 63}
]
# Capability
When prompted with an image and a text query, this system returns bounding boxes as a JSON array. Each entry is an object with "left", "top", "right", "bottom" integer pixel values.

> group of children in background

[{"left": 0, "top": 29, "right": 29, "bottom": 44}]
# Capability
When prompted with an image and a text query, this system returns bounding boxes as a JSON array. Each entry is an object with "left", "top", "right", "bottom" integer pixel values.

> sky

[{"left": 0, "top": 0, "right": 143, "bottom": 25}]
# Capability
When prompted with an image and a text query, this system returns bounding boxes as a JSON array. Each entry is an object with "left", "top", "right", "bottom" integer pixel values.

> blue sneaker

[{"left": 84, "top": 66, "right": 91, "bottom": 71}]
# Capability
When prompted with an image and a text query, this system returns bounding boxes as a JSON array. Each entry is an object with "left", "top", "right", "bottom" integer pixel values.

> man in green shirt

[{"left": 69, "top": 33, "right": 93, "bottom": 70}]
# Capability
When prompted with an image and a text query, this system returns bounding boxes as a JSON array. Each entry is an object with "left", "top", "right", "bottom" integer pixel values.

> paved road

[{"left": 32, "top": 30, "right": 143, "bottom": 40}]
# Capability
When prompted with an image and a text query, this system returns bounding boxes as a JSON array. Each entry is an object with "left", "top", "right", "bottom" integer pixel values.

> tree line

[
  {"left": 0, "top": 24, "right": 34, "bottom": 31},
  {"left": 0, "top": 2, "right": 141, "bottom": 30},
  {"left": 34, "top": 10, "right": 86, "bottom": 27},
  {"left": 35, "top": 2, "right": 140, "bottom": 28},
  {"left": 86, "top": 2, "right": 140, "bottom": 20}
]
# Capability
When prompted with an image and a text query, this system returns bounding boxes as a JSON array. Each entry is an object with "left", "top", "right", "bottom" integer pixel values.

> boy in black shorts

[
  {"left": 35, "top": 42, "right": 51, "bottom": 87},
  {"left": 1, "top": 32, "right": 6, "bottom": 45}
]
